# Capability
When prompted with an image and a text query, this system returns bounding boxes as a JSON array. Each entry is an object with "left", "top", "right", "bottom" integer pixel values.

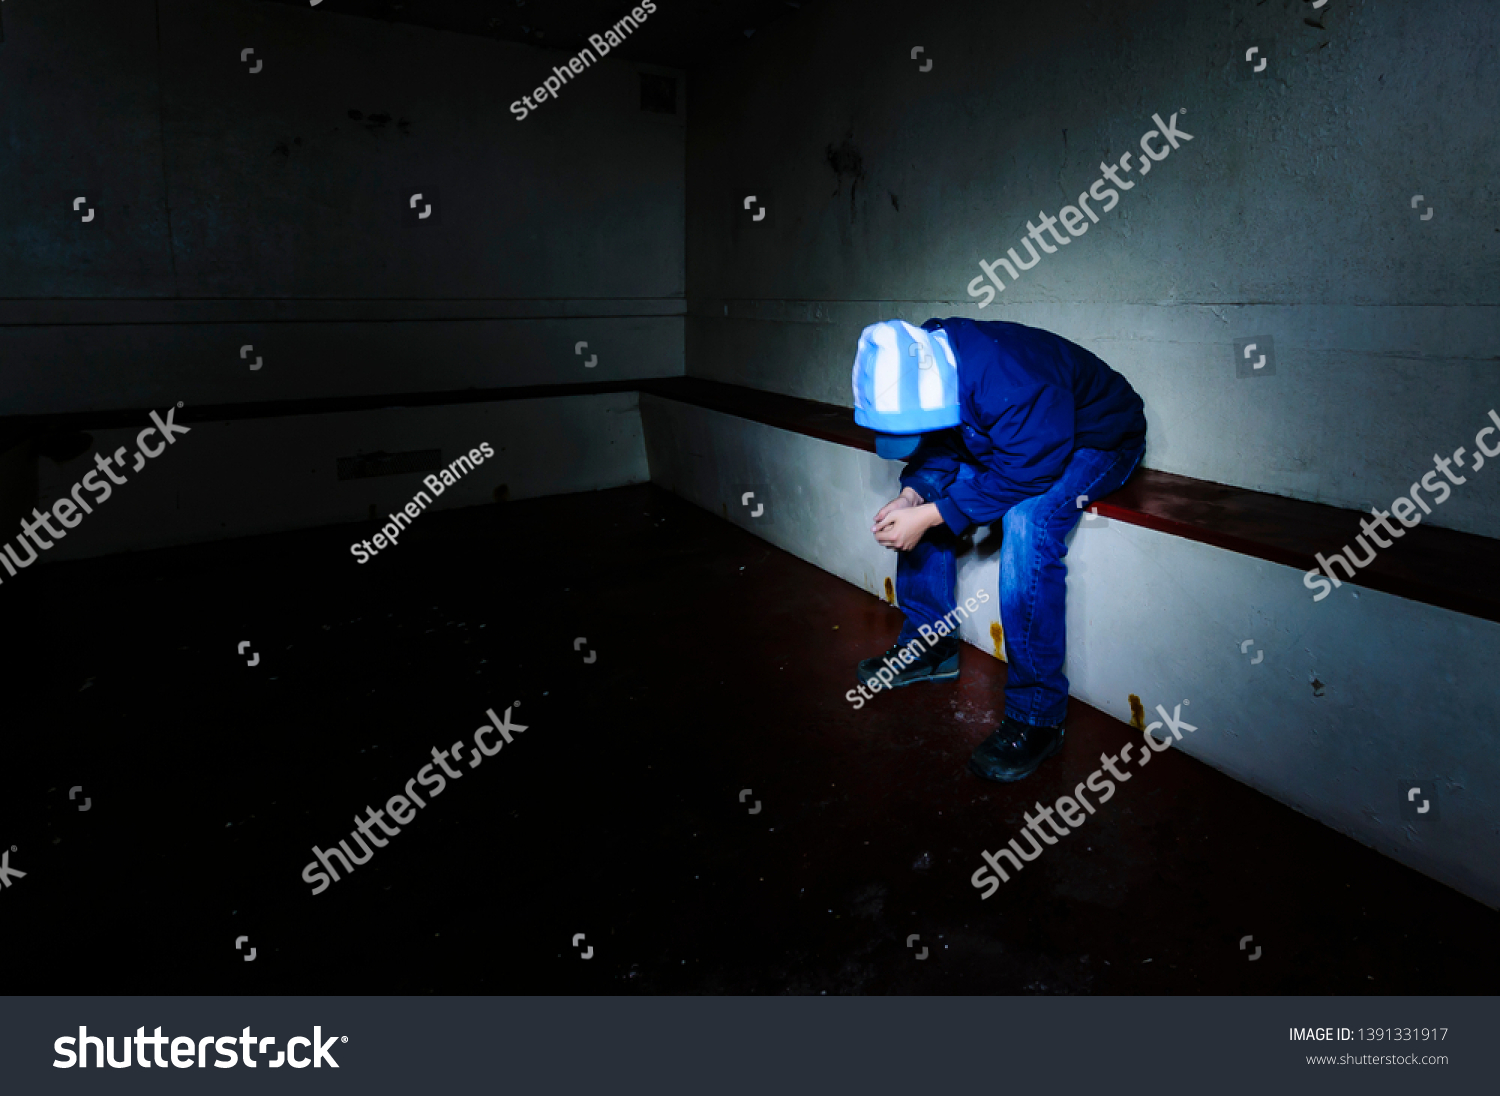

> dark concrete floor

[{"left": 3, "top": 483, "right": 1496, "bottom": 994}]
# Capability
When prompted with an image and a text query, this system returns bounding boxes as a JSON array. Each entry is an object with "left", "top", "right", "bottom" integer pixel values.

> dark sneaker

[
  {"left": 856, "top": 635, "right": 960, "bottom": 691},
  {"left": 968, "top": 718, "right": 1066, "bottom": 783}
]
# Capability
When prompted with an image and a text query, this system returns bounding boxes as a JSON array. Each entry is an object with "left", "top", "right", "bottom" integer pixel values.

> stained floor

[{"left": 2, "top": 483, "right": 1496, "bottom": 993}]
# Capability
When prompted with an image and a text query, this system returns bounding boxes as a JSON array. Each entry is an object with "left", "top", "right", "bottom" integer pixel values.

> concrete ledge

[
  {"left": 635, "top": 378, "right": 1500, "bottom": 625},
  {"left": 19, "top": 374, "right": 1496, "bottom": 623}
]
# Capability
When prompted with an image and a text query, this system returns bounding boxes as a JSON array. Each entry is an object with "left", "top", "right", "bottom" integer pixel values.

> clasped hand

[{"left": 872, "top": 489, "right": 943, "bottom": 551}]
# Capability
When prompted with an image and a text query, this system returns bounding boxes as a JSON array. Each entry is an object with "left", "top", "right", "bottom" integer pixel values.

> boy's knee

[
  {"left": 1002, "top": 502, "right": 1066, "bottom": 565},
  {"left": 1001, "top": 505, "right": 1033, "bottom": 541}
]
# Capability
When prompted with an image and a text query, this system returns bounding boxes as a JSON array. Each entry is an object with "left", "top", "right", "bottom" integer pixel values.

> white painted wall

[
  {"left": 1066, "top": 519, "right": 1500, "bottom": 910},
  {"left": 641, "top": 395, "right": 1500, "bottom": 909},
  {"left": 30, "top": 393, "right": 648, "bottom": 561}
]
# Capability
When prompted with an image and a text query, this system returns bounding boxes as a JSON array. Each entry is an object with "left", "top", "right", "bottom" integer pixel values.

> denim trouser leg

[
  {"left": 893, "top": 464, "right": 979, "bottom": 647},
  {"left": 999, "top": 444, "right": 1145, "bottom": 726}
]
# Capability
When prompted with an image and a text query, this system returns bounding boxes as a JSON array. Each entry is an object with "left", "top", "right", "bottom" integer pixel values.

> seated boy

[{"left": 851, "top": 317, "right": 1147, "bottom": 782}]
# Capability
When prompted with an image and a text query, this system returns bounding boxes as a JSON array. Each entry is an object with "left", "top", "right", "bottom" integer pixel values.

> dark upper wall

[
  {"left": 0, "top": 0, "right": 686, "bottom": 415},
  {"left": 255, "top": 0, "right": 809, "bottom": 71}
]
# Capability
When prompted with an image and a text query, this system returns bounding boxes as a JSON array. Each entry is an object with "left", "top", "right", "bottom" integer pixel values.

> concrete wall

[
  {"left": 641, "top": 396, "right": 1500, "bottom": 908},
  {"left": 30, "top": 392, "right": 647, "bottom": 562},
  {"left": 1065, "top": 516, "right": 1500, "bottom": 910},
  {"left": 684, "top": 0, "right": 1500, "bottom": 538},
  {"left": 0, "top": 305, "right": 681, "bottom": 418},
  {"left": 0, "top": 0, "right": 684, "bottom": 553},
  {"left": 1, "top": 0, "right": 686, "bottom": 411}
]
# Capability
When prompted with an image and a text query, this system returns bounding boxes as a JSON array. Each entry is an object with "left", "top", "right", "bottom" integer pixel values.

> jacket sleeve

[
  {"left": 935, "top": 383, "right": 1077, "bottom": 536},
  {"left": 898, "top": 429, "right": 965, "bottom": 503}
]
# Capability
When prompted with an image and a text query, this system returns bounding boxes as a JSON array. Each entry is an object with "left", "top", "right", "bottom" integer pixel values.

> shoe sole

[
  {"left": 857, "top": 659, "right": 960, "bottom": 692},
  {"left": 967, "top": 729, "right": 1066, "bottom": 784}
]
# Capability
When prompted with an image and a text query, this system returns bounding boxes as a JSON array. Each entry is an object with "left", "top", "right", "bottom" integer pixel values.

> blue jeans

[{"left": 895, "top": 444, "right": 1145, "bottom": 727}]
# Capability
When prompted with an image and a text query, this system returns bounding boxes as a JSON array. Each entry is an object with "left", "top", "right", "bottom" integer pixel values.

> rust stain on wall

[
  {"left": 1128, "top": 694, "right": 1145, "bottom": 731},
  {"left": 989, "top": 621, "right": 1007, "bottom": 663},
  {"left": 883, "top": 577, "right": 895, "bottom": 604}
]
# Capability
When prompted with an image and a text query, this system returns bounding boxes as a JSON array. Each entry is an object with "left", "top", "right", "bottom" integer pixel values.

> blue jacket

[{"left": 898, "top": 318, "right": 1146, "bottom": 536}]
